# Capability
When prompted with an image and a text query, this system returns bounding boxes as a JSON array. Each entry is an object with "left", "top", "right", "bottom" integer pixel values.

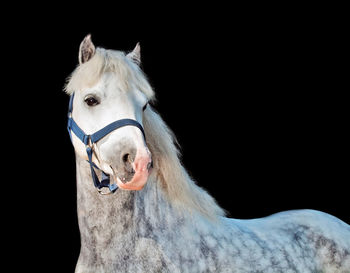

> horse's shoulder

[
  {"left": 274, "top": 209, "right": 348, "bottom": 229},
  {"left": 259, "top": 209, "right": 347, "bottom": 236},
  {"left": 237, "top": 210, "right": 350, "bottom": 271},
  {"left": 264, "top": 210, "right": 350, "bottom": 263},
  {"left": 229, "top": 210, "right": 349, "bottom": 249}
]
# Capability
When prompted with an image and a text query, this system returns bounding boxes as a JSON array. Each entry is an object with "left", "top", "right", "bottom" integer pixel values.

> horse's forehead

[
  {"left": 101, "top": 71, "right": 125, "bottom": 87},
  {"left": 80, "top": 73, "right": 146, "bottom": 106},
  {"left": 81, "top": 72, "right": 127, "bottom": 95}
]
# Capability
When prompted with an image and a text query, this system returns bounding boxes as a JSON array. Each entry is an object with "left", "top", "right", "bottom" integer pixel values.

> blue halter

[{"left": 67, "top": 93, "right": 146, "bottom": 194}]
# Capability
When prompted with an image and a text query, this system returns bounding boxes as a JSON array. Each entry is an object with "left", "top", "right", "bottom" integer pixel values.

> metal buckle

[
  {"left": 97, "top": 183, "right": 118, "bottom": 195},
  {"left": 98, "top": 188, "right": 113, "bottom": 195}
]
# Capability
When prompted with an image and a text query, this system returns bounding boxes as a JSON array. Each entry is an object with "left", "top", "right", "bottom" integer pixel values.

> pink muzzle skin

[{"left": 116, "top": 152, "right": 152, "bottom": 191}]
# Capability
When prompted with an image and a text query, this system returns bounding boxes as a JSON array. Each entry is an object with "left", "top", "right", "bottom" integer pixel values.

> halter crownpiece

[{"left": 67, "top": 93, "right": 146, "bottom": 194}]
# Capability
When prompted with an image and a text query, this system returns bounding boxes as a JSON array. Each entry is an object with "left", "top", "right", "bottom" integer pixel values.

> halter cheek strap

[{"left": 67, "top": 93, "right": 146, "bottom": 194}]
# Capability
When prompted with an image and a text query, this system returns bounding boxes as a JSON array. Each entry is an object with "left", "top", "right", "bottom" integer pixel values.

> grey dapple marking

[{"left": 66, "top": 36, "right": 350, "bottom": 273}]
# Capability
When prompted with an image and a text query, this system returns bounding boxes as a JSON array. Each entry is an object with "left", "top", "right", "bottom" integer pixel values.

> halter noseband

[{"left": 67, "top": 93, "right": 146, "bottom": 194}]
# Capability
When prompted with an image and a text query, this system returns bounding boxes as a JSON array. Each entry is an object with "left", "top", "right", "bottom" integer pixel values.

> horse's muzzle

[{"left": 115, "top": 150, "right": 152, "bottom": 191}]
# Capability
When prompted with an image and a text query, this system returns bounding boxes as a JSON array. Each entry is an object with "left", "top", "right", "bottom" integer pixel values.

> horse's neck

[{"left": 75, "top": 157, "right": 185, "bottom": 252}]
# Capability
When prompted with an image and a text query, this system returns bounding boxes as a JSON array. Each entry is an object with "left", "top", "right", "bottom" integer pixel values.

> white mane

[{"left": 65, "top": 47, "right": 225, "bottom": 220}]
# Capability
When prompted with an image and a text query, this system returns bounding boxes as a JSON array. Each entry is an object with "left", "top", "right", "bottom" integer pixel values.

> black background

[{"left": 4, "top": 4, "right": 348, "bottom": 272}]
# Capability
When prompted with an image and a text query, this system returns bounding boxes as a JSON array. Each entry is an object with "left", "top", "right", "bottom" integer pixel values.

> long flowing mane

[{"left": 65, "top": 47, "right": 225, "bottom": 220}]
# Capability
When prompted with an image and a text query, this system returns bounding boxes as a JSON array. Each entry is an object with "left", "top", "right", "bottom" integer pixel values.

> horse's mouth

[
  {"left": 115, "top": 171, "right": 150, "bottom": 191},
  {"left": 113, "top": 159, "right": 152, "bottom": 191}
]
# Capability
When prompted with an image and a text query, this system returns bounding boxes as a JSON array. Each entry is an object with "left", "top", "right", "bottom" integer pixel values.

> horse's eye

[
  {"left": 142, "top": 103, "right": 148, "bottom": 111},
  {"left": 85, "top": 96, "right": 99, "bottom": 106}
]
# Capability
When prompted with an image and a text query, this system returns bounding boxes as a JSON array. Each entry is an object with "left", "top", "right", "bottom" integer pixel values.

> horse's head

[{"left": 66, "top": 35, "right": 154, "bottom": 191}]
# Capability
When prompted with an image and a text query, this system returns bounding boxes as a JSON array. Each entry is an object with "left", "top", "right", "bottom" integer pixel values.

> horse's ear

[
  {"left": 126, "top": 42, "right": 141, "bottom": 65},
  {"left": 79, "top": 34, "right": 96, "bottom": 64}
]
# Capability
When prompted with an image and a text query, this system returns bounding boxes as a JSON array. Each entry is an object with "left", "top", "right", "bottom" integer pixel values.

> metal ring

[{"left": 97, "top": 188, "right": 114, "bottom": 195}]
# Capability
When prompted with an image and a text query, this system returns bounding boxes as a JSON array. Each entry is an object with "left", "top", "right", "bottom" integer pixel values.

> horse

[{"left": 65, "top": 35, "right": 350, "bottom": 273}]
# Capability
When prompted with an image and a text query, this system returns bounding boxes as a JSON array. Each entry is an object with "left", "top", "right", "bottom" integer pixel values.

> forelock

[{"left": 64, "top": 47, "right": 154, "bottom": 100}]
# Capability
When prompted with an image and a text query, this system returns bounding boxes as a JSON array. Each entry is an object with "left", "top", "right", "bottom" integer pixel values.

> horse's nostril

[
  {"left": 122, "top": 153, "right": 130, "bottom": 163},
  {"left": 122, "top": 153, "right": 135, "bottom": 176}
]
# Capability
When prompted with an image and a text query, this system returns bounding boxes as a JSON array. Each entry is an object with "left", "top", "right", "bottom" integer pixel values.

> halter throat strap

[{"left": 67, "top": 93, "right": 146, "bottom": 194}]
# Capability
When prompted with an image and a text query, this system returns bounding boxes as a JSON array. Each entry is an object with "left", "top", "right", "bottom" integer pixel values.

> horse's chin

[{"left": 115, "top": 167, "right": 152, "bottom": 191}]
